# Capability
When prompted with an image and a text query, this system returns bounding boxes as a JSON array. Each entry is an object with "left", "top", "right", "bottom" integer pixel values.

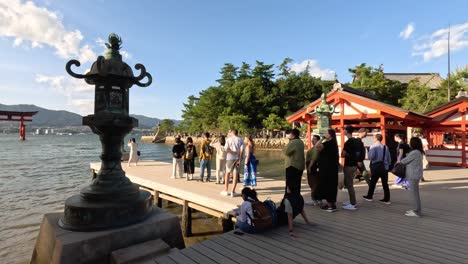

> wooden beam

[
  {"left": 159, "top": 193, "right": 184, "bottom": 205},
  {"left": 188, "top": 202, "right": 226, "bottom": 219},
  {"left": 182, "top": 200, "right": 192, "bottom": 237}
]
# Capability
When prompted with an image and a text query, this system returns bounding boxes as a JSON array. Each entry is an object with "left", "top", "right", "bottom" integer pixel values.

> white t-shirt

[{"left": 225, "top": 135, "right": 243, "bottom": 161}]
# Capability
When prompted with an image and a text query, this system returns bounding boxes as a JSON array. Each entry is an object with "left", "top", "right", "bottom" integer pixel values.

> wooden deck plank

[
  {"left": 91, "top": 161, "right": 468, "bottom": 264},
  {"left": 201, "top": 239, "right": 259, "bottom": 264}
]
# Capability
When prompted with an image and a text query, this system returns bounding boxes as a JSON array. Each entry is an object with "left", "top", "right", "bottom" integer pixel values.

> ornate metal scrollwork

[
  {"left": 133, "top": 64, "right": 152, "bottom": 87},
  {"left": 66, "top": 60, "right": 86, "bottom": 79}
]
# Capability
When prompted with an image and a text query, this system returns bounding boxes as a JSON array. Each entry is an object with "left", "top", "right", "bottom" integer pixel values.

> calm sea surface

[{"left": 0, "top": 134, "right": 284, "bottom": 264}]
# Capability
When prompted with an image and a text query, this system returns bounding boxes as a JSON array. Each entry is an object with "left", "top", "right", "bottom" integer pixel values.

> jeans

[
  {"left": 235, "top": 220, "right": 256, "bottom": 234},
  {"left": 200, "top": 159, "right": 211, "bottom": 181}
]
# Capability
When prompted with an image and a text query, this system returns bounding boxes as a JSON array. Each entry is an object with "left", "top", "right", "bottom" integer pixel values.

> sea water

[{"left": 0, "top": 134, "right": 284, "bottom": 263}]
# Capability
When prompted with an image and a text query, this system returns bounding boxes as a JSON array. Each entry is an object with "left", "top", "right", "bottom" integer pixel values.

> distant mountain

[
  {"left": 0, "top": 103, "right": 82, "bottom": 127},
  {"left": 0, "top": 103, "right": 179, "bottom": 129}
]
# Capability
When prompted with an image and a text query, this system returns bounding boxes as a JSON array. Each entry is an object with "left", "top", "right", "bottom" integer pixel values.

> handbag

[
  {"left": 137, "top": 150, "right": 141, "bottom": 156},
  {"left": 392, "top": 162, "right": 406, "bottom": 178}
]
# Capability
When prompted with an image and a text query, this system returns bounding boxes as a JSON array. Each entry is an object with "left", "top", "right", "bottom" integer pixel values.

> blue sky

[{"left": 1, "top": 0, "right": 468, "bottom": 120}]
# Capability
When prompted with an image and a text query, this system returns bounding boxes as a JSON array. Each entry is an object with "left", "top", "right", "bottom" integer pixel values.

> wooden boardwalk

[{"left": 150, "top": 166, "right": 468, "bottom": 264}]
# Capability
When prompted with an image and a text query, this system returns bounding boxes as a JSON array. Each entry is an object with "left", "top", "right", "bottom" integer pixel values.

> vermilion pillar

[{"left": 19, "top": 116, "right": 25, "bottom": 141}]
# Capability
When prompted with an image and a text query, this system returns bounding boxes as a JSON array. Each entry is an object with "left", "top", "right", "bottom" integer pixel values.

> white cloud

[
  {"left": 35, "top": 74, "right": 94, "bottom": 115},
  {"left": 290, "top": 59, "right": 336, "bottom": 80},
  {"left": 0, "top": 0, "right": 96, "bottom": 62},
  {"left": 399, "top": 23, "right": 415, "bottom": 39},
  {"left": 412, "top": 22, "right": 468, "bottom": 61}
]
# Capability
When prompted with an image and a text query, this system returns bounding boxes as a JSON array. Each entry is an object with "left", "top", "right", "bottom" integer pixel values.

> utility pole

[{"left": 448, "top": 25, "right": 451, "bottom": 102}]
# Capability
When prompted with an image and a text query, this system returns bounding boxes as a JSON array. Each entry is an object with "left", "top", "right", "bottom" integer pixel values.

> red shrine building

[{"left": 287, "top": 83, "right": 468, "bottom": 167}]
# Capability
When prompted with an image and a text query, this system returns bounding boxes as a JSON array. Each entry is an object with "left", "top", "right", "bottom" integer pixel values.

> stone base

[{"left": 31, "top": 206, "right": 184, "bottom": 264}]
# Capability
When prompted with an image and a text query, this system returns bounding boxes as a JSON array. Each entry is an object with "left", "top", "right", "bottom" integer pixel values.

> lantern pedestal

[{"left": 31, "top": 207, "right": 185, "bottom": 264}]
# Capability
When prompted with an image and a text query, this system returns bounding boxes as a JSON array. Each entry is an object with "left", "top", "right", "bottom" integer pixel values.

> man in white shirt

[{"left": 221, "top": 128, "right": 244, "bottom": 197}]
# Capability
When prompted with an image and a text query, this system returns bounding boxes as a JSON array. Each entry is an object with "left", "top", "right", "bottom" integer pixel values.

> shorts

[{"left": 226, "top": 159, "right": 239, "bottom": 174}]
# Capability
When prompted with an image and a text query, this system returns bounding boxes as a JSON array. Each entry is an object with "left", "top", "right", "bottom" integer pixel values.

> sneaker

[
  {"left": 170, "top": 176, "right": 175, "bottom": 179},
  {"left": 341, "top": 188, "right": 348, "bottom": 192},
  {"left": 231, "top": 192, "right": 238, "bottom": 197},
  {"left": 342, "top": 204, "right": 357, "bottom": 210},
  {"left": 379, "top": 199, "right": 391, "bottom": 205},
  {"left": 220, "top": 191, "right": 230, "bottom": 196},
  {"left": 405, "top": 211, "right": 421, "bottom": 217},
  {"left": 362, "top": 196, "right": 373, "bottom": 201},
  {"left": 326, "top": 206, "right": 337, "bottom": 212}
]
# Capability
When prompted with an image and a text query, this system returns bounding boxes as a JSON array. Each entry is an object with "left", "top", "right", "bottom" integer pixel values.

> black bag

[
  {"left": 137, "top": 151, "right": 141, "bottom": 156},
  {"left": 392, "top": 162, "right": 406, "bottom": 178}
]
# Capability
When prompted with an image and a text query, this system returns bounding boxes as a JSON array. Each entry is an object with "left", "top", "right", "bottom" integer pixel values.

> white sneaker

[
  {"left": 342, "top": 204, "right": 357, "bottom": 210},
  {"left": 342, "top": 201, "right": 350, "bottom": 206},
  {"left": 341, "top": 188, "right": 348, "bottom": 192},
  {"left": 405, "top": 210, "right": 420, "bottom": 217},
  {"left": 220, "top": 191, "right": 230, "bottom": 196},
  {"left": 231, "top": 192, "right": 238, "bottom": 197},
  {"left": 170, "top": 176, "right": 175, "bottom": 179}
]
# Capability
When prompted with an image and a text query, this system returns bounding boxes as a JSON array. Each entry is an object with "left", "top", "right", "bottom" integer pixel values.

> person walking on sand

[
  {"left": 283, "top": 128, "right": 305, "bottom": 195},
  {"left": 221, "top": 128, "right": 243, "bottom": 197},
  {"left": 210, "top": 135, "right": 227, "bottom": 184},
  {"left": 127, "top": 138, "right": 139, "bottom": 167}
]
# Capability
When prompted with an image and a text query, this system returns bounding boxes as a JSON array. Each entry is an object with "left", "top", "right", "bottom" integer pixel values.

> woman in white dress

[
  {"left": 210, "top": 135, "right": 227, "bottom": 184},
  {"left": 127, "top": 138, "right": 139, "bottom": 166}
]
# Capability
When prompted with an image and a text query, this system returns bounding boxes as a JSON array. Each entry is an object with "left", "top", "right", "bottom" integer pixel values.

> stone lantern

[
  {"left": 59, "top": 33, "right": 153, "bottom": 231},
  {"left": 308, "top": 93, "right": 336, "bottom": 138}
]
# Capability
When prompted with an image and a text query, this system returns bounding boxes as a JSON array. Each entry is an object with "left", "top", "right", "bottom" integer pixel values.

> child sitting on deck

[
  {"left": 235, "top": 187, "right": 259, "bottom": 233},
  {"left": 276, "top": 185, "right": 310, "bottom": 237}
]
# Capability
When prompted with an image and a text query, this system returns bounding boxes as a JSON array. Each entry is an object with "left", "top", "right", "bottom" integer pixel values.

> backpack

[
  {"left": 185, "top": 149, "right": 193, "bottom": 160},
  {"left": 247, "top": 199, "right": 276, "bottom": 231},
  {"left": 204, "top": 142, "right": 213, "bottom": 156}
]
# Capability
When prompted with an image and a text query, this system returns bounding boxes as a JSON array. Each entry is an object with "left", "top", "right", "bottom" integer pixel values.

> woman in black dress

[
  {"left": 183, "top": 137, "right": 198, "bottom": 180},
  {"left": 316, "top": 128, "right": 339, "bottom": 212}
]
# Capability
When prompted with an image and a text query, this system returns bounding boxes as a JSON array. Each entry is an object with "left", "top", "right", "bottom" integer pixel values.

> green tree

[
  {"left": 348, "top": 63, "right": 405, "bottom": 106},
  {"left": 216, "top": 63, "right": 238, "bottom": 87},
  {"left": 158, "top": 119, "right": 174, "bottom": 135},
  {"left": 262, "top": 113, "right": 289, "bottom": 130}
]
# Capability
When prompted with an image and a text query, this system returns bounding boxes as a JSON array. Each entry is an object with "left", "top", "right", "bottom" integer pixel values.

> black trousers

[
  {"left": 366, "top": 169, "right": 390, "bottom": 201},
  {"left": 285, "top": 166, "right": 302, "bottom": 195}
]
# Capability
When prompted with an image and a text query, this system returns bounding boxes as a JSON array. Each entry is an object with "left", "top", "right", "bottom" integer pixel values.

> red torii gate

[{"left": 0, "top": 110, "right": 38, "bottom": 140}]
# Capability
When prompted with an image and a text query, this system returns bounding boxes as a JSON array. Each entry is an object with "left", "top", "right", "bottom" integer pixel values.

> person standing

[
  {"left": 243, "top": 135, "right": 258, "bottom": 188},
  {"left": 183, "top": 137, "right": 197, "bottom": 181},
  {"left": 400, "top": 137, "right": 424, "bottom": 217},
  {"left": 363, "top": 134, "right": 392, "bottom": 204},
  {"left": 356, "top": 128, "right": 370, "bottom": 185},
  {"left": 419, "top": 133, "right": 429, "bottom": 182},
  {"left": 199, "top": 132, "right": 213, "bottom": 182},
  {"left": 221, "top": 128, "right": 243, "bottom": 197},
  {"left": 306, "top": 135, "right": 321, "bottom": 205},
  {"left": 316, "top": 129, "right": 339, "bottom": 212},
  {"left": 341, "top": 125, "right": 359, "bottom": 210},
  {"left": 171, "top": 134, "right": 185, "bottom": 179},
  {"left": 393, "top": 133, "right": 410, "bottom": 188},
  {"left": 210, "top": 135, "right": 227, "bottom": 184},
  {"left": 127, "top": 138, "right": 139, "bottom": 167},
  {"left": 282, "top": 128, "right": 305, "bottom": 195}
]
